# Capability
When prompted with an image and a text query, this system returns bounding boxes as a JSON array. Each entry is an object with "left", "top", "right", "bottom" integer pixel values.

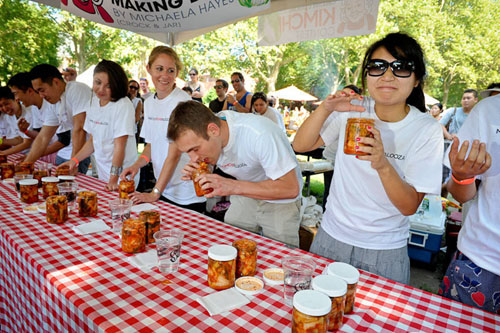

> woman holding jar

[
  {"left": 121, "top": 46, "right": 205, "bottom": 212},
  {"left": 185, "top": 68, "right": 205, "bottom": 103},
  {"left": 293, "top": 33, "right": 443, "bottom": 284},
  {"left": 61, "top": 60, "right": 138, "bottom": 191}
]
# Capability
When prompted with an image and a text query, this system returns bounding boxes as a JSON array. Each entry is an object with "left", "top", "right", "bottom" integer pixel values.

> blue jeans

[{"left": 55, "top": 155, "right": 90, "bottom": 174}]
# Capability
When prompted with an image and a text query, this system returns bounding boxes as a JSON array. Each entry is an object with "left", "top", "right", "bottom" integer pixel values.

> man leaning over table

[
  {"left": 24, "top": 64, "right": 91, "bottom": 173},
  {"left": 167, "top": 100, "right": 303, "bottom": 247}
]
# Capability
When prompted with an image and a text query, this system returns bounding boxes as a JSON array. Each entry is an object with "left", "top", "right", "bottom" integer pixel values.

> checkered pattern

[{"left": 1, "top": 155, "right": 499, "bottom": 332}]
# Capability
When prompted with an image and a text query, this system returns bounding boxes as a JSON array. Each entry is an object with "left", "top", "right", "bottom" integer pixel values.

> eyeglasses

[
  {"left": 214, "top": 85, "right": 224, "bottom": 89},
  {"left": 231, "top": 79, "right": 241, "bottom": 84},
  {"left": 189, "top": 73, "right": 196, "bottom": 76},
  {"left": 129, "top": 86, "right": 139, "bottom": 90},
  {"left": 365, "top": 59, "right": 415, "bottom": 78}
]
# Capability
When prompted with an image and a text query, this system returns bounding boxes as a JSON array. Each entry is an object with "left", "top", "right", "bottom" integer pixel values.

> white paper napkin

[
  {"left": 72, "top": 219, "right": 111, "bottom": 235},
  {"left": 131, "top": 203, "right": 157, "bottom": 213},
  {"left": 128, "top": 249, "right": 158, "bottom": 272},
  {"left": 197, "top": 288, "right": 250, "bottom": 316}
]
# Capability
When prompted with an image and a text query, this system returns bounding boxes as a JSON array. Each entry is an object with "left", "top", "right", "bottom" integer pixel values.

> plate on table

[
  {"left": 23, "top": 204, "right": 39, "bottom": 214},
  {"left": 38, "top": 202, "right": 46, "bottom": 214}
]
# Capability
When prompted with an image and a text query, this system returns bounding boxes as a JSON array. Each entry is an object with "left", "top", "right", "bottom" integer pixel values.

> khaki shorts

[{"left": 224, "top": 195, "right": 300, "bottom": 247}]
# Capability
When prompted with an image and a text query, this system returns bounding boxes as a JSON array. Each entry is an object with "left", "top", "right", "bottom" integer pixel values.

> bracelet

[
  {"left": 451, "top": 173, "right": 476, "bottom": 185},
  {"left": 71, "top": 157, "right": 79, "bottom": 166},
  {"left": 24, "top": 129, "right": 29, "bottom": 135},
  {"left": 110, "top": 165, "right": 123, "bottom": 176},
  {"left": 140, "top": 154, "right": 150, "bottom": 164}
]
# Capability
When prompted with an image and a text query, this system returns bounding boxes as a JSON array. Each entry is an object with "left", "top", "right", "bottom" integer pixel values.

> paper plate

[{"left": 235, "top": 276, "right": 264, "bottom": 295}]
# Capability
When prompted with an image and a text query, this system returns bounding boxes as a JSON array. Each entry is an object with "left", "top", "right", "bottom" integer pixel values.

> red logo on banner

[{"left": 61, "top": 0, "right": 114, "bottom": 23}]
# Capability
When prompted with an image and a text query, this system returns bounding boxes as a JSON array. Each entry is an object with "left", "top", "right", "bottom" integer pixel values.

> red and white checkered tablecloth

[{"left": 0, "top": 156, "right": 499, "bottom": 332}]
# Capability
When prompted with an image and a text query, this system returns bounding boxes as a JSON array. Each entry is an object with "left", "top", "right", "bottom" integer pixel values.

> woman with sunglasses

[
  {"left": 61, "top": 60, "right": 139, "bottom": 191},
  {"left": 185, "top": 68, "right": 205, "bottom": 103},
  {"left": 250, "top": 92, "right": 286, "bottom": 132},
  {"left": 128, "top": 79, "right": 143, "bottom": 140},
  {"left": 293, "top": 32, "right": 443, "bottom": 284}
]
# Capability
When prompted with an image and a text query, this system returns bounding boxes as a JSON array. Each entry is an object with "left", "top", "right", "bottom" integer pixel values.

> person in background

[
  {"left": 430, "top": 102, "right": 443, "bottom": 120},
  {"left": 293, "top": 32, "right": 443, "bottom": 284},
  {"left": 0, "top": 87, "right": 22, "bottom": 150},
  {"left": 250, "top": 92, "right": 286, "bottom": 132},
  {"left": 60, "top": 60, "right": 138, "bottom": 191},
  {"left": 168, "top": 101, "right": 303, "bottom": 247},
  {"left": 182, "top": 86, "right": 193, "bottom": 97},
  {"left": 140, "top": 78, "right": 152, "bottom": 100},
  {"left": 479, "top": 82, "right": 500, "bottom": 99},
  {"left": 438, "top": 94, "right": 498, "bottom": 315},
  {"left": 128, "top": 80, "right": 143, "bottom": 127},
  {"left": 185, "top": 68, "right": 205, "bottom": 103},
  {"left": 121, "top": 46, "right": 205, "bottom": 213},
  {"left": 440, "top": 89, "right": 478, "bottom": 141},
  {"left": 223, "top": 72, "right": 252, "bottom": 113},
  {"left": 62, "top": 67, "right": 77, "bottom": 82},
  {"left": 208, "top": 79, "right": 228, "bottom": 113}
]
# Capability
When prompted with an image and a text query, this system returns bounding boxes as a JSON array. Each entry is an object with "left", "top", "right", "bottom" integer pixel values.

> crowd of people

[{"left": 0, "top": 32, "right": 498, "bottom": 315}]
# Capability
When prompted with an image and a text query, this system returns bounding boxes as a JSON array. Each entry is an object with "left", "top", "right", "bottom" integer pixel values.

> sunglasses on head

[
  {"left": 365, "top": 59, "right": 415, "bottom": 78},
  {"left": 129, "top": 86, "right": 139, "bottom": 90},
  {"left": 214, "top": 85, "right": 224, "bottom": 89},
  {"left": 231, "top": 79, "right": 241, "bottom": 84}
]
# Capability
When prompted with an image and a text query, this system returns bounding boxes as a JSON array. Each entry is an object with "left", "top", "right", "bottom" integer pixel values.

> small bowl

[
  {"left": 262, "top": 268, "right": 285, "bottom": 286},
  {"left": 23, "top": 204, "right": 39, "bottom": 214},
  {"left": 235, "top": 276, "right": 264, "bottom": 295}
]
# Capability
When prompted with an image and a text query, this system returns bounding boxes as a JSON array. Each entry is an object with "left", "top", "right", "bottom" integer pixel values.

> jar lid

[
  {"left": 293, "top": 290, "right": 331, "bottom": 316},
  {"left": 327, "top": 262, "right": 360, "bottom": 284},
  {"left": 208, "top": 244, "right": 237, "bottom": 261},
  {"left": 312, "top": 275, "right": 347, "bottom": 297},
  {"left": 42, "top": 176, "right": 59, "bottom": 183},
  {"left": 19, "top": 179, "right": 38, "bottom": 186},
  {"left": 58, "top": 175, "right": 76, "bottom": 181}
]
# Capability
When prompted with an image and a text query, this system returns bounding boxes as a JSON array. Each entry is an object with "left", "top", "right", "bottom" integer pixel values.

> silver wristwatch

[
  {"left": 152, "top": 187, "right": 161, "bottom": 196},
  {"left": 110, "top": 165, "right": 123, "bottom": 176}
]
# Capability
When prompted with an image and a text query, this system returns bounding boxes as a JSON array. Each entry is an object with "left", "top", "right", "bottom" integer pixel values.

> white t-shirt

[
  {"left": 320, "top": 97, "right": 443, "bottom": 250},
  {"left": 27, "top": 103, "right": 44, "bottom": 130},
  {"left": 217, "top": 111, "right": 303, "bottom": 204},
  {"left": 444, "top": 95, "right": 500, "bottom": 275},
  {"left": 0, "top": 113, "right": 20, "bottom": 139},
  {"left": 140, "top": 89, "right": 204, "bottom": 205},
  {"left": 261, "top": 106, "right": 286, "bottom": 133},
  {"left": 84, "top": 96, "right": 138, "bottom": 185}
]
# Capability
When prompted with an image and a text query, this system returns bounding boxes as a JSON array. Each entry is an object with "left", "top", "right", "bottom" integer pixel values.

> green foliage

[
  {"left": 0, "top": 0, "right": 61, "bottom": 84},
  {"left": 202, "top": 88, "right": 217, "bottom": 105}
]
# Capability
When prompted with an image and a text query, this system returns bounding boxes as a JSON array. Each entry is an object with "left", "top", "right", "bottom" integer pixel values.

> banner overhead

[{"left": 258, "top": 0, "right": 379, "bottom": 46}]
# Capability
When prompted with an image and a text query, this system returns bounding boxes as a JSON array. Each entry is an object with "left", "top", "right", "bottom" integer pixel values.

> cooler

[{"left": 408, "top": 213, "right": 446, "bottom": 264}]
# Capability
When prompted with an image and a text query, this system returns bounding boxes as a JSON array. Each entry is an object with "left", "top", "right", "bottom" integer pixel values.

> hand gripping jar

[
  {"left": 77, "top": 191, "right": 98, "bottom": 217},
  {"left": 19, "top": 179, "right": 38, "bottom": 203},
  {"left": 327, "top": 262, "right": 360, "bottom": 314},
  {"left": 207, "top": 245, "right": 237, "bottom": 290},
  {"left": 119, "top": 179, "right": 135, "bottom": 199},
  {"left": 343, "top": 118, "right": 375, "bottom": 155},
  {"left": 232, "top": 239, "right": 257, "bottom": 278},
  {"left": 46, "top": 195, "right": 68, "bottom": 224},
  {"left": 42, "top": 177, "right": 60, "bottom": 199},
  {"left": 312, "top": 275, "right": 347, "bottom": 330},
  {"left": 292, "top": 289, "right": 331, "bottom": 333},
  {"left": 139, "top": 210, "right": 161, "bottom": 244},
  {"left": 121, "top": 218, "right": 146, "bottom": 253},
  {"left": 192, "top": 160, "right": 213, "bottom": 197}
]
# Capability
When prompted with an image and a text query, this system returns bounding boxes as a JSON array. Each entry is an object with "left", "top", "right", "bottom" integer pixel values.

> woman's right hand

[
  {"left": 59, "top": 160, "right": 77, "bottom": 174},
  {"left": 120, "top": 165, "right": 139, "bottom": 180}
]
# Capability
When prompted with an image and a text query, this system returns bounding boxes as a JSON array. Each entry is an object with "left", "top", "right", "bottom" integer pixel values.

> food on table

[
  {"left": 232, "top": 238, "right": 257, "bottom": 278},
  {"left": 345, "top": 282, "right": 357, "bottom": 314},
  {"left": 119, "top": 179, "right": 135, "bottom": 199},
  {"left": 312, "top": 274, "right": 347, "bottom": 331},
  {"left": 192, "top": 160, "right": 213, "bottom": 196},
  {"left": 207, "top": 245, "right": 237, "bottom": 290},
  {"left": 235, "top": 276, "right": 264, "bottom": 295},
  {"left": 343, "top": 118, "right": 375, "bottom": 155},
  {"left": 139, "top": 210, "right": 160, "bottom": 244},
  {"left": 42, "top": 177, "right": 59, "bottom": 199},
  {"left": 46, "top": 195, "right": 68, "bottom": 224},
  {"left": 55, "top": 165, "right": 70, "bottom": 177},
  {"left": 262, "top": 267, "right": 285, "bottom": 285},
  {"left": 326, "top": 261, "right": 360, "bottom": 314},
  {"left": 0, "top": 155, "right": 6, "bottom": 163},
  {"left": 77, "top": 191, "right": 98, "bottom": 217},
  {"left": 19, "top": 179, "right": 38, "bottom": 204},
  {"left": 14, "top": 174, "right": 33, "bottom": 192},
  {"left": 1, "top": 163, "right": 15, "bottom": 180},
  {"left": 33, "top": 170, "right": 49, "bottom": 187},
  {"left": 23, "top": 204, "right": 39, "bottom": 213},
  {"left": 15, "top": 161, "right": 34, "bottom": 175},
  {"left": 121, "top": 218, "right": 146, "bottom": 253},
  {"left": 292, "top": 290, "right": 331, "bottom": 333}
]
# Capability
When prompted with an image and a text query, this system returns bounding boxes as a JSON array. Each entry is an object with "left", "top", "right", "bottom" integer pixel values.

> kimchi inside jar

[
  {"left": 192, "top": 160, "right": 213, "bottom": 197},
  {"left": 33, "top": 170, "right": 49, "bottom": 187},
  {"left": 232, "top": 239, "right": 257, "bottom": 278},
  {"left": 15, "top": 162, "right": 34, "bottom": 175},
  {"left": 19, "top": 179, "right": 38, "bottom": 204},
  {"left": 78, "top": 191, "right": 98, "bottom": 217},
  {"left": 121, "top": 218, "right": 146, "bottom": 253},
  {"left": 326, "top": 262, "right": 360, "bottom": 314},
  {"left": 207, "top": 245, "right": 237, "bottom": 290},
  {"left": 46, "top": 195, "right": 68, "bottom": 224},
  {"left": 0, "top": 155, "right": 6, "bottom": 163},
  {"left": 1, "top": 163, "right": 15, "bottom": 179},
  {"left": 292, "top": 290, "right": 331, "bottom": 333},
  {"left": 55, "top": 165, "right": 70, "bottom": 177},
  {"left": 312, "top": 275, "right": 347, "bottom": 331},
  {"left": 42, "top": 177, "right": 59, "bottom": 199},
  {"left": 119, "top": 179, "right": 135, "bottom": 199},
  {"left": 139, "top": 211, "right": 160, "bottom": 244},
  {"left": 343, "top": 118, "right": 375, "bottom": 155}
]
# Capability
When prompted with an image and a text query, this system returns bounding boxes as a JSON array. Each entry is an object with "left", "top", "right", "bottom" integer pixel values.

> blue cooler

[{"left": 408, "top": 213, "right": 446, "bottom": 264}]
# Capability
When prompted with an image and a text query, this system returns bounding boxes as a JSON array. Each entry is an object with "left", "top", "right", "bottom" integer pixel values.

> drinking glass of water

[
  {"left": 109, "top": 199, "right": 132, "bottom": 237},
  {"left": 154, "top": 229, "right": 184, "bottom": 274},
  {"left": 282, "top": 255, "right": 316, "bottom": 306}
]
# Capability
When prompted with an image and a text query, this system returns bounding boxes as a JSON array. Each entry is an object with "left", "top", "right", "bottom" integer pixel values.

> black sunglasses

[
  {"left": 189, "top": 73, "right": 196, "bottom": 76},
  {"left": 129, "top": 86, "right": 139, "bottom": 90},
  {"left": 214, "top": 85, "right": 224, "bottom": 89},
  {"left": 231, "top": 79, "right": 241, "bottom": 84},
  {"left": 365, "top": 59, "right": 415, "bottom": 78}
]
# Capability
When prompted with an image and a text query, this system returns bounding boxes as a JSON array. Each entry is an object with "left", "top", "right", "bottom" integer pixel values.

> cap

[
  {"left": 312, "top": 275, "right": 347, "bottom": 297},
  {"left": 208, "top": 244, "right": 237, "bottom": 261},
  {"left": 293, "top": 290, "right": 331, "bottom": 316},
  {"left": 262, "top": 267, "right": 284, "bottom": 286},
  {"left": 480, "top": 88, "right": 500, "bottom": 99},
  {"left": 327, "top": 262, "right": 360, "bottom": 284},
  {"left": 42, "top": 176, "right": 59, "bottom": 183},
  {"left": 19, "top": 179, "right": 38, "bottom": 186}
]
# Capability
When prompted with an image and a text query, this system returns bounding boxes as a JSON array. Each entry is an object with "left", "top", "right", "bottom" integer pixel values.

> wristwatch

[{"left": 152, "top": 187, "right": 161, "bottom": 196}]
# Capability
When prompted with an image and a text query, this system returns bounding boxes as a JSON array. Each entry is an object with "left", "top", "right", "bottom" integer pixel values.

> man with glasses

[
  {"left": 140, "top": 78, "right": 152, "bottom": 100},
  {"left": 209, "top": 79, "right": 228, "bottom": 113},
  {"left": 223, "top": 72, "right": 252, "bottom": 113}
]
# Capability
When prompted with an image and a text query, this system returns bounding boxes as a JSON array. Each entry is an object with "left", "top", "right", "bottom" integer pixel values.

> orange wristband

[
  {"left": 140, "top": 154, "right": 150, "bottom": 164},
  {"left": 451, "top": 174, "right": 476, "bottom": 185},
  {"left": 71, "top": 157, "right": 79, "bottom": 166}
]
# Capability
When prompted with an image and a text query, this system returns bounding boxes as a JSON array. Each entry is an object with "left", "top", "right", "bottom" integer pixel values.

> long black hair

[
  {"left": 361, "top": 32, "right": 427, "bottom": 113},
  {"left": 94, "top": 60, "right": 128, "bottom": 102}
]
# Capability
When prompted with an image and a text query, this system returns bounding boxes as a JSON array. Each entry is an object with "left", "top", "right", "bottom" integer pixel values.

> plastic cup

[
  {"left": 57, "top": 182, "right": 78, "bottom": 212},
  {"left": 109, "top": 199, "right": 132, "bottom": 236},
  {"left": 282, "top": 255, "right": 316, "bottom": 306},
  {"left": 153, "top": 230, "right": 184, "bottom": 273}
]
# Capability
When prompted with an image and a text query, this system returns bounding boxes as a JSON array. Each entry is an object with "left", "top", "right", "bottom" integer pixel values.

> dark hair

[
  {"left": 189, "top": 68, "right": 198, "bottom": 75},
  {"left": 182, "top": 86, "right": 193, "bottom": 94},
  {"left": 0, "top": 86, "right": 15, "bottom": 100},
  {"left": 7, "top": 72, "right": 33, "bottom": 91},
  {"left": 94, "top": 60, "right": 128, "bottom": 102},
  {"left": 29, "top": 64, "right": 63, "bottom": 84},
  {"left": 486, "top": 82, "right": 500, "bottom": 90},
  {"left": 168, "top": 101, "right": 221, "bottom": 141},
  {"left": 463, "top": 89, "right": 478, "bottom": 98},
  {"left": 231, "top": 72, "right": 244, "bottom": 82},
  {"left": 432, "top": 103, "right": 443, "bottom": 110},
  {"left": 216, "top": 79, "right": 229, "bottom": 89},
  {"left": 250, "top": 92, "right": 268, "bottom": 111},
  {"left": 344, "top": 84, "right": 362, "bottom": 95},
  {"left": 128, "top": 79, "right": 141, "bottom": 99},
  {"left": 362, "top": 32, "right": 426, "bottom": 112}
]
